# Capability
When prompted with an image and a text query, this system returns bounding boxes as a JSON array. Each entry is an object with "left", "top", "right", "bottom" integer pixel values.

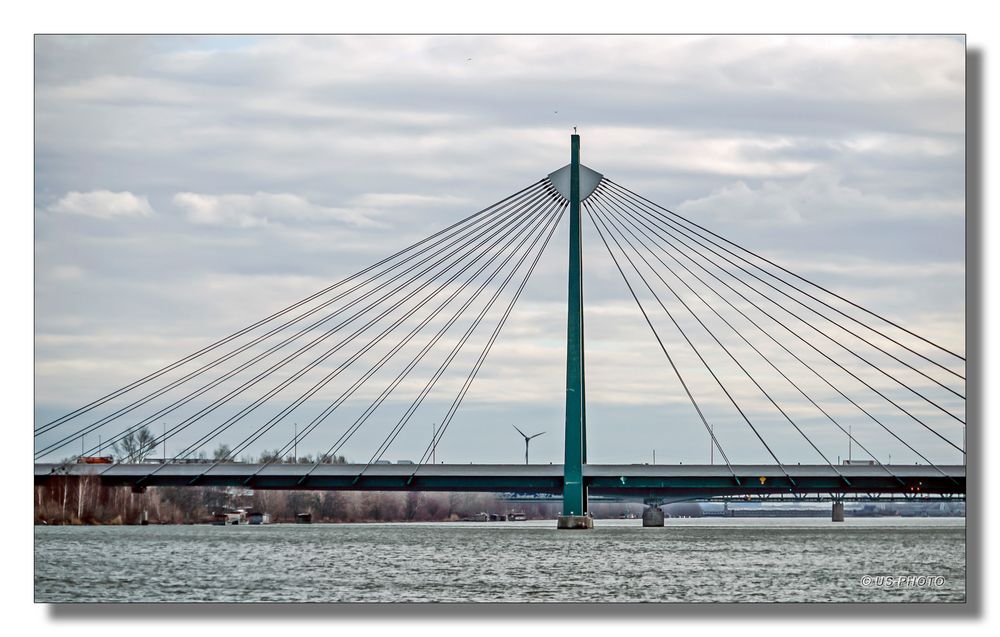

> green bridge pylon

[
  {"left": 563, "top": 134, "right": 586, "bottom": 519},
  {"left": 552, "top": 133, "right": 604, "bottom": 529}
]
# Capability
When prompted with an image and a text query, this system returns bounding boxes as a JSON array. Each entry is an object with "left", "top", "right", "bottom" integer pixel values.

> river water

[{"left": 34, "top": 518, "right": 965, "bottom": 603}]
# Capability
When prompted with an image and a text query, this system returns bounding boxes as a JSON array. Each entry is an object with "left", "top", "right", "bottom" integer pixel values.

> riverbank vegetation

[{"left": 34, "top": 475, "right": 562, "bottom": 524}]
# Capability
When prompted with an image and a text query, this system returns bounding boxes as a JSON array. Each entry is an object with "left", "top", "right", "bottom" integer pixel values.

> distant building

[
  {"left": 212, "top": 510, "right": 246, "bottom": 525},
  {"left": 247, "top": 511, "right": 271, "bottom": 525}
]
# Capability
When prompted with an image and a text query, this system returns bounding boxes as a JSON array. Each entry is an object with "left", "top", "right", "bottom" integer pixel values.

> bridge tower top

[{"left": 547, "top": 162, "right": 603, "bottom": 202}]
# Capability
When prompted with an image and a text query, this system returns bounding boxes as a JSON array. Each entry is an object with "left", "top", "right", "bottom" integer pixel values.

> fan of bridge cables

[
  {"left": 35, "top": 172, "right": 965, "bottom": 487},
  {"left": 36, "top": 179, "right": 567, "bottom": 481},
  {"left": 583, "top": 179, "right": 964, "bottom": 487}
]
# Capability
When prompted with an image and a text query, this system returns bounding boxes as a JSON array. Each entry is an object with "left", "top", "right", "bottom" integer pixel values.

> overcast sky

[{"left": 34, "top": 35, "right": 965, "bottom": 466}]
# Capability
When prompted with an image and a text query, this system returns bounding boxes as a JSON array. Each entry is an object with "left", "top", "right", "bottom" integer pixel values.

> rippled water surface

[{"left": 35, "top": 518, "right": 965, "bottom": 603}]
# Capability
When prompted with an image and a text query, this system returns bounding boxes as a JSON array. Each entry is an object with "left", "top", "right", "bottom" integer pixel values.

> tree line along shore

[{"left": 34, "top": 475, "right": 571, "bottom": 525}]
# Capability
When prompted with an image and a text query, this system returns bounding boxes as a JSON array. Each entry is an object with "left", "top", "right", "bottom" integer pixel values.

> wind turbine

[{"left": 512, "top": 425, "right": 545, "bottom": 465}]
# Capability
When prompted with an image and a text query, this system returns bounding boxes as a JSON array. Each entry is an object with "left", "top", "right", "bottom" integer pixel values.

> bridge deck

[{"left": 35, "top": 463, "right": 965, "bottom": 498}]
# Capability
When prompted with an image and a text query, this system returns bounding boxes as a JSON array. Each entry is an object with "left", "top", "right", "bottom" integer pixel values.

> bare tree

[
  {"left": 259, "top": 449, "right": 283, "bottom": 463},
  {"left": 404, "top": 492, "right": 420, "bottom": 520},
  {"left": 113, "top": 426, "right": 157, "bottom": 463},
  {"left": 212, "top": 444, "right": 232, "bottom": 461}
]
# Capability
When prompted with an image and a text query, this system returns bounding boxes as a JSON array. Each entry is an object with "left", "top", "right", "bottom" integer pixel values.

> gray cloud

[{"left": 172, "top": 191, "right": 385, "bottom": 228}]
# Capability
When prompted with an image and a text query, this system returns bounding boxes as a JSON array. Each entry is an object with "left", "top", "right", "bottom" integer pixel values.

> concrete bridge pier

[
  {"left": 832, "top": 501, "right": 845, "bottom": 522},
  {"left": 642, "top": 506, "right": 665, "bottom": 527},
  {"left": 557, "top": 514, "right": 594, "bottom": 529}
]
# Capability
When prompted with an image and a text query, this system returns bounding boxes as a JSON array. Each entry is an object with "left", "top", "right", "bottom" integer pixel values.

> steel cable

[
  {"left": 408, "top": 200, "right": 568, "bottom": 479},
  {"left": 606, "top": 179, "right": 966, "bottom": 366},
  {"left": 594, "top": 188, "right": 902, "bottom": 484},
  {"left": 40, "top": 184, "right": 551, "bottom": 461},
  {"left": 592, "top": 193, "right": 848, "bottom": 482},
  {"left": 37, "top": 180, "right": 545, "bottom": 434},
  {"left": 603, "top": 185, "right": 966, "bottom": 444},
  {"left": 589, "top": 201, "right": 793, "bottom": 483},
  {"left": 138, "top": 192, "right": 553, "bottom": 470},
  {"left": 607, "top": 182, "right": 966, "bottom": 410},
  {"left": 583, "top": 199, "right": 741, "bottom": 480},
  {"left": 35, "top": 183, "right": 550, "bottom": 448},
  {"left": 227, "top": 191, "right": 564, "bottom": 475},
  {"left": 598, "top": 185, "right": 961, "bottom": 475},
  {"left": 359, "top": 201, "right": 566, "bottom": 472}
]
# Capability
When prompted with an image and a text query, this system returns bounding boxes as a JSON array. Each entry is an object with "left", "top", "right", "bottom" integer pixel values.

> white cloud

[
  {"left": 172, "top": 191, "right": 382, "bottom": 228},
  {"left": 47, "top": 190, "right": 154, "bottom": 219}
]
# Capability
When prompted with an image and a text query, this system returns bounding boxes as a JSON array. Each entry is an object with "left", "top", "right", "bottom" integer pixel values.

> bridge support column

[
  {"left": 558, "top": 133, "right": 590, "bottom": 530},
  {"left": 642, "top": 506, "right": 665, "bottom": 527},
  {"left": 832, "top": 501, "right": 845, "bottom": 522},
  {"left": 557, "top": 515, "right": 594, "bottom": 529}
]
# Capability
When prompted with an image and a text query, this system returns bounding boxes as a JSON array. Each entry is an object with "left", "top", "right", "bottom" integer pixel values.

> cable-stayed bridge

[{"left": 34, "top": 135, "right": 966, "bottom": 528}]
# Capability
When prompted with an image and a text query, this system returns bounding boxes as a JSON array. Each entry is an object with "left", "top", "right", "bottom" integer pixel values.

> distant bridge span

[{"left": 35, "top": 463, "right": 965, "bottom": 500}]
